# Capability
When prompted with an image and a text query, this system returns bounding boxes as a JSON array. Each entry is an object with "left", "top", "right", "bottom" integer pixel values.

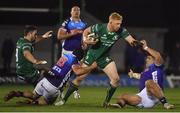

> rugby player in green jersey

[
  {"left": 16, "top": 25, "right": 52, "bottom": 85},
  {"left": 55, "top": 12, "right": 140, "bottom": 107}
]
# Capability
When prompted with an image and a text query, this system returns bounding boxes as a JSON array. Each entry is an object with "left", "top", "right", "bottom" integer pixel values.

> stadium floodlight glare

[{"left": 0, "top": 7, "right": 50, "bottom": 12}]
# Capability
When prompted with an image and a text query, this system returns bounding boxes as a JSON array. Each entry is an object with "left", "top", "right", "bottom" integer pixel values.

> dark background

[
  {"left": 0, "top": 0, "right": 179, "bottom": 74},
  {"left": 0, "top": 0, "right": 180, "bottom": 28}
]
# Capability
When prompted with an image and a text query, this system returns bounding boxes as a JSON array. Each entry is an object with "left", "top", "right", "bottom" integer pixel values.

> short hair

[
  {"left": 109, "top": 12, "right": 123, "bottom": 21},
  {"left": 24, "top": 25, "right": 37, "bottom": 36}
]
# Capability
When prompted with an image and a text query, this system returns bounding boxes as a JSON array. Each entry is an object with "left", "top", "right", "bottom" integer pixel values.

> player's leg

[
  {"left": 16, "top": 94, "right": 49, "bottom": 105},
  {"left": 59, "top": 63, "right": 89, "bottom": 104},
  {"left": 61, "top": 49, "right": 85, "bottom": 100},
  {"left": 145, "top": 80, "right": 174, "bottom": 109},
  {"left": 55, "top": 52, "right": 94, "bottom": 106},
  {"left": 109, "top": 93, "right": 141, "bottom": 108},
  {"left": 4, "top": 90, "right": 34, "bottom": 102},
  {"left": 15, "top": 91, "right": 41, "bottom": 105},
  {"left": 102, "top": 61, "right": 120, "bottom": 107},
  {"left": 55, "top": 63, "right": 91, "bottom": 106}
]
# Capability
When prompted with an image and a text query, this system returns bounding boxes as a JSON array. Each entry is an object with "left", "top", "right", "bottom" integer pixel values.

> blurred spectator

[{"left": 1, "top": 38, "right": 15, "bottom": 73}]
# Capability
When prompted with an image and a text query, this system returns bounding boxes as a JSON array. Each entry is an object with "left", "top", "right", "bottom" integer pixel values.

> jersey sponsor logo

[
  {"left": 70, "top": 22, "right": 75, "bottom": 26},
  {"left": 57, "top": 56, "right": 68, "bottom": 67},
  {"left": 105, "top": 57, "right": 111, "bottom": 62}
]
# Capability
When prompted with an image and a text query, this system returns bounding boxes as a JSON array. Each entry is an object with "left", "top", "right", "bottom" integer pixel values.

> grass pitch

[{"left": 0, "top": 84, "right": 179, "bottom": 112}]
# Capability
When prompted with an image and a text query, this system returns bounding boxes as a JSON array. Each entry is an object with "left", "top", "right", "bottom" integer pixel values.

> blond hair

[{"left": 109, "top": 12, "right": 123, "bottom": 21}]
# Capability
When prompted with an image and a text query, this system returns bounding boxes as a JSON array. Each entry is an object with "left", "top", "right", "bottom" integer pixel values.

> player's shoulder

[
  {"left": 91, "top": 23, "right": 106, "bottom": 31},
  {"left": 17, "top": 38, "right": 29, "bottom": 44},
  {"left": 20, "top": 38, "right": 32, "bottom": 47},
  {"left": 117, "top": 27, "right": 127, "bottom": 33},
  {"left": 96, "top": 23, "right": 106, "bottom": 27},
  {"left": 80, "top": 18, "right": 87, "bottom": 24},
  {"left": 64, "top": 53, "right": 77, "bottom": 63},
  {"left": 150, "top": 63, "right": 164, "bottom": 69},
  {"left": 61, "top": 18, "right": 71, "bottom": 26}
]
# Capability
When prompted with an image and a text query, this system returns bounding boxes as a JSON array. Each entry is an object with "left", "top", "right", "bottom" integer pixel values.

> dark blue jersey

[
  {"left": 46, "top": 53, "right": 78, "bottom": 89},
  {"left": 139, "top": 64, "right": 164, "bottom": 91},
  {"left": 61, "top": 18, "right": 86, "bottom": 51}
]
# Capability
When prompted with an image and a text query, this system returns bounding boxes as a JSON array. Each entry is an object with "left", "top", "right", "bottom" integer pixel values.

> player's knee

[
  {"left": 76, "top": 77, "right": 84, "bottom": 83},
  {"left": 111, "top": 75, "right": 120, "bottom": 83},
  {"left": 110, "top": 78, "right": 119, "bottom": 87},
  {"left": 118, "top": 93, "right": 128, "bottom": 99},
  {"left": 73, "top": 77, "right": 83, "bottom": 86}
]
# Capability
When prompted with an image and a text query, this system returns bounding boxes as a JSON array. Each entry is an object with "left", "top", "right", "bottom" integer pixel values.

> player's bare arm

[
  {"left": 57, "top": 28, "right": 82, "bottom": 40},
  {"left": 128, "top": 69, "right": 141, "bottom": 79},
  {"left": 23, "top": 50, "right": 47, "bottom": 65},
  {"left": 72, "top": 62, "right": 97, "bottom": 75},
  {"left": 35, "top": 30, "right": 53, "bottom": 43},
  {"left": 141, "top": 40, "right": 164, "bottom": 66},
  {"left": 124, "top": 35, "right": 137, "bottom": 46}
]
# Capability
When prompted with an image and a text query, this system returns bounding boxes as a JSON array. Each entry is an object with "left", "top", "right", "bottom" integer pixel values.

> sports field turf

[{"left": 0, "top": 84, "right": 179, "bottom": 112}]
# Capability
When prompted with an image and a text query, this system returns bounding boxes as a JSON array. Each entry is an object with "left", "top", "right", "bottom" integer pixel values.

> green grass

[{"left": 0, "top": 84, "right": 179, "bottom": 112}]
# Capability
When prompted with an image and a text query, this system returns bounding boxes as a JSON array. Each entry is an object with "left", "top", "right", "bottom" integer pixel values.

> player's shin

[
  {"left": 63, "top": 81, "right": 79, "bottom": 102},
  {"left": 103, "top": 84, "right": 117, "bottom": 107}
]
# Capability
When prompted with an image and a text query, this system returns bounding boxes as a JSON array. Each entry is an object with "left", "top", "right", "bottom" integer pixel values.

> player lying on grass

[
  {"left": 108, "top": 40, "right": 174, "bottom": 109},
  {"left": 4, "top": 49, "right": 97, "bottom": 105}
]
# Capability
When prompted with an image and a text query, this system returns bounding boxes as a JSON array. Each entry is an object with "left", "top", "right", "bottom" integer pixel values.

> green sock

[
  {"left": 104, "top": 84, "right": 117, "bottom": 103},
  {"left": 63, "top": 82, "right": 78, "bottom": 102}
]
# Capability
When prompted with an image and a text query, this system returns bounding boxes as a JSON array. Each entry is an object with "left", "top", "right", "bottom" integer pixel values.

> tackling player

[{"left": 4, "top": 49, "right": 96, "bottom": 105}]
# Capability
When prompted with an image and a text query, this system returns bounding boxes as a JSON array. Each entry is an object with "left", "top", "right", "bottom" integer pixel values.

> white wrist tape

[
  {"left": 144, "top": 46, "right": 148, "bottom": 50},
  {"left": 132, "top": 73, "right": 140, "bottom": 79}
]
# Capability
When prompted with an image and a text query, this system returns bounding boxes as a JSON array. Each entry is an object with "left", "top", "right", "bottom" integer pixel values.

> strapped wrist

[{"left": 33, "top": 59, "right": 37, "bottom": 64}]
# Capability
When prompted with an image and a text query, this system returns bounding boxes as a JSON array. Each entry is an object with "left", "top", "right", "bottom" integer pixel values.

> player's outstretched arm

[
  {"left": 72, "top": 62, "right": 97, "bottom": 75},
  {"left": 57, "top": 27, "right": 82, "bottom": 40},
  {"left": 124, "top": 35, "right": 138, "bottom": 46},
  {"left": 124, "top": 35, "right": 144, "bottom": 47},
  {"left": 35, "top": 30, "right": 53, "bottom": 43},
  {"left": 140, "top": 40, "right": 164, "bottom": 66}
]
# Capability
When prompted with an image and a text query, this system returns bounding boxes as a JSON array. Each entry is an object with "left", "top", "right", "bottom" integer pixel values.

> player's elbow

[
  {"left": 73, "top": 70, "right": 81, "bottom": 75},
  {"left": 57, "top": 34, "right": 65, "bottom": 40},
  {"left": 155, "top": 52, "right": 164, "bottom": 64},
  {"left": 57, "top": 28, "right": 67, "bottom": 40}
]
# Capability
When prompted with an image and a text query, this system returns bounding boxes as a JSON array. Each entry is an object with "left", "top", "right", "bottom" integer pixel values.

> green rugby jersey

[
  {"left": 16, "top": 38, "right": 37, "bottom": 77},
  {"left": 89, "top": 23, "right": 130, "bottom": 59}
]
